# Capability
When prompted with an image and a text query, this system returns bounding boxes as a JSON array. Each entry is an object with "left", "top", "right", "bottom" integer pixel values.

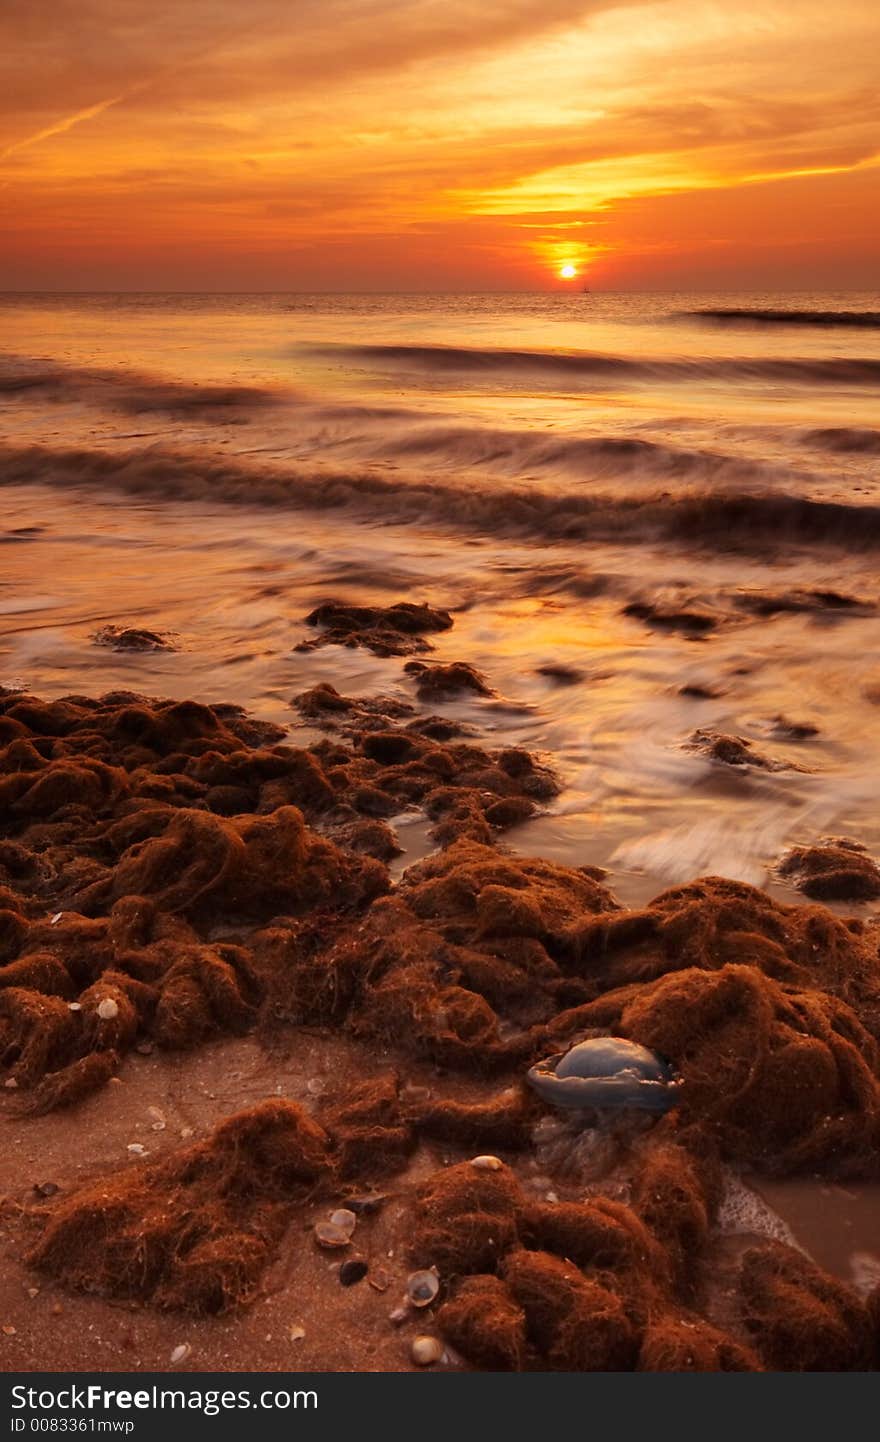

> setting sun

[{"left": 559, "top": 264, "right": 578, "bottom": 279}]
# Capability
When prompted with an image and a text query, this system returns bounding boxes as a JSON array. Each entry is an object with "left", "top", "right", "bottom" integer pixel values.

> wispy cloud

[{"left": 0, "top": 92, "right": 131, "bottom": 161}]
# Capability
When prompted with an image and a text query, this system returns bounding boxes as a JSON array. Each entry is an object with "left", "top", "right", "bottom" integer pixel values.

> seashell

[
  {"left": 97, "top": 997, "right": 119, "bottom": 1021},
  {"left": 339, "top": 1257, "right": 368, "bottom": 1287},
  {"left": 314, "top": 1219, "right": 351, "bottom": 1249},
  {"left": 470, "top": 1155, "right": 503, "bottom": 1171},
  {"left": 348, "top": 1193, "right": 385, "bottom": 1215},
  {"left": 328, "top": 1208, "right": 357, "bottom": 1238},
  {"left": 406, "top": 1268, "right": 440, "bottom": 1308},
  {"left": 527, "top": 1036, "right": 678, "bottom": 1114},
  {"left": 170, "top": 1344, "right": 190, "bottom": 1364},
  {"left": 411, "top": 1335, "right": 443, "bottom": 1366}
]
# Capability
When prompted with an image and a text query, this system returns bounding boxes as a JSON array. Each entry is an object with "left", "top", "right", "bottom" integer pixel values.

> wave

[
  {"left": 688, "top": 308, "right": 880, "bottom": 329},
  {"left": 800, "top": 427, "right": 880, "bottom": 454},
  {"left": 0, "top": 356, "right": 279, "bottom": 417},
  {"left": 4, "top": 439, "right": 880, "bottom": 555},
  {"left": 323, "top": 342, "right": 880, "bottom": 386},
  {"left": 366, "top": 423, "right": 799, "bottom": 489}
]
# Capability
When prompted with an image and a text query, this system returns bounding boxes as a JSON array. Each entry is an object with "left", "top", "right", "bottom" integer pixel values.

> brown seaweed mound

[
  {"left": 413, "top": 1153, "right": 758, "bottom": 1371},
  {"left": 739, "top": 1242, "right": 873, "bottom": 1371},
  {"left": 280, "top": 840, "right": 616, "bottom": 1063},
  {"left": 686, "top": 729, "right": 790, "bottom": 770},
  {"left": 623, "top": 600, "right": 717, "bottom": 634},
  {"left": 565, "top": 874, "right": 880, "bottom": 1030},
  {"left": 779, "top": 838, "right": 880, "bottom": 902},
  {"left": 28, "top": 1100, "right": 332, "bottom": 1313},
  {"left": 92, "top": 626, "right": 175, "bottom": 652},
  {"left": 403, "top": 661, "right": 494, "bottom": 700},
  {"left": 637, "top": 1317, "right": 760, "bottom": 1372},
  {"left": 295, "top": 600, "right": 453, "bottom": 656},
  {"left": 0, "top": 689, "right": 563, "bottom": 1105},
  {"left": 319, "top": 1073, "right": 415, "bottom": 1180}
]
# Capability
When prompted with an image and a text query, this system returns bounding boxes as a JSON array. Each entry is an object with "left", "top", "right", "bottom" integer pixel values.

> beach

[{"left": 1, "top": 290, "right": 879, "bottom": 1371}]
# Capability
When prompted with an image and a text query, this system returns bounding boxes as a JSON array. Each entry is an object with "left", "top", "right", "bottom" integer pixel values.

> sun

[{"left": 559, "top": 263, "right": 578, "bottom": 279}]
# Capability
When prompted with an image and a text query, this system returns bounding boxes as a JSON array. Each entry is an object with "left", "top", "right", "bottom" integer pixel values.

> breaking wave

[
  {"left": 323, "top": 342, "right": 880, "bottom": 386},
  {"left": 4, "top": 439, "right": 880, "bottom": 555},
  {"left": 800, "top": 427, "right": 880, "bottom": 454},
  {"left": 688, "top": 308, "right": 880, "bottom": 329},
  {"left": 0, "top": 356, "right": 280, "bottom": 417}
]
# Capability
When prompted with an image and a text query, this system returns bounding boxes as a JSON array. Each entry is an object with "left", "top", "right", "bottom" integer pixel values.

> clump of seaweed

[
  {"left": 28, "top": 1101, "right": 332, "bottom": 1313},
  {"left": 295, "top": 600, "right": 453, "bottom": 656},
  {"left": 779, "top": 837, "right": 880, "bottom": 902}
]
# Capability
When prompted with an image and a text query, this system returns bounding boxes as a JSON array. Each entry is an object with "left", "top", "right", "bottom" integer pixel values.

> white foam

[
  {"left": 849, "top": 1250, "right": 880, "bottom": 1297},
  {"left": 717, "top": 1170, "right": 802, "bottom": 1249}
]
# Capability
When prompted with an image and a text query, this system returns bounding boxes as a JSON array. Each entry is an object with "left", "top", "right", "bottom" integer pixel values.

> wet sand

[{"left": 2, "top": 1035, "right": 877, "bottom": 1373}]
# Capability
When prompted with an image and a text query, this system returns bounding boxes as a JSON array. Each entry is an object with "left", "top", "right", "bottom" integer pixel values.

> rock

[
  {"left": 536, "top": 664, "right": 585, "bottom": 686},
  {"left": 411, "top": 1335, "right": 444, "bottom": 1366}
]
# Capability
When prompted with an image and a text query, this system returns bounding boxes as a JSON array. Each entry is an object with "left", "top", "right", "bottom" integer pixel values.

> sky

[{"left": 0, "top": 0, "right": 877, "bottom": 291}]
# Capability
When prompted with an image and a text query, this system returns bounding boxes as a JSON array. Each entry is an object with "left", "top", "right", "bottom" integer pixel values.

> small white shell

[
  {"left": 328, "top": 1208, "right": 357, "bottom": 1239},
  {"left": 97, "top": 998, "right": 119, "bottom": 1020},
  {"left": 470, "top": 1155, "right": 503, "bottom": 1171},
  {"left": 170, "top": 1344, "right": 190, "bottom": 1364},
  {"left": 314, "top": 1219, "right": 351, "bottom": 1249},
  {"left": 406, "top": 1269, "right": 440, "bottom": 1307},
  {"left": 411, "top": 1335, "right": 443, "bottom": 1367}
]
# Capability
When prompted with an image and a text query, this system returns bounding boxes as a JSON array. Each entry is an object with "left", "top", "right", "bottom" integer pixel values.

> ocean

[{"left": 2, "top": 289, "right": 879, "bottom": 905}]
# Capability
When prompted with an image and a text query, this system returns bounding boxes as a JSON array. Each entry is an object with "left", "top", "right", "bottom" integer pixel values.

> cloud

[{"left": 0, "top": 0, "right": 877, "bottom": 288}]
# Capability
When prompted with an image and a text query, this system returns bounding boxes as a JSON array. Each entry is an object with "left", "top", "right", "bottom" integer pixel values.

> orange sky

[{"left": 1, "top": 0, "right": 877, "bottom": 290}]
